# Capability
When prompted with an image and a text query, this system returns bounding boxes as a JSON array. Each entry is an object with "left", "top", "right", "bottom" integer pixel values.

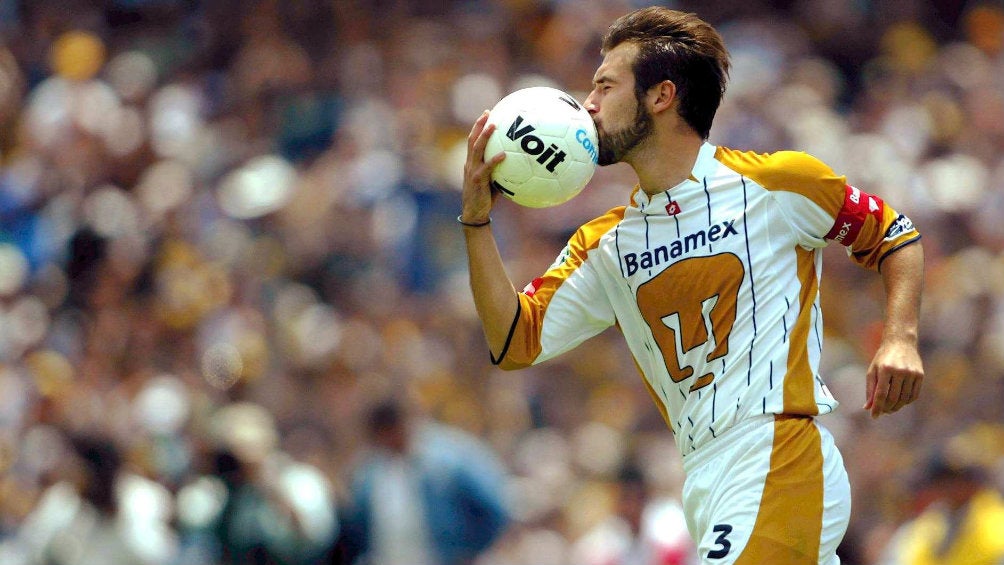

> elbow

[
  {"left": 877, "top": 237, "right": 923, "bottom": 273},
  {"left": 496, "top": 357, "right": 532, "bottom": 371}
]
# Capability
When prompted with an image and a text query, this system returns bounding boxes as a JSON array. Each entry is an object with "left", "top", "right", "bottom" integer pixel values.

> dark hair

[
  {"left": 616, "top": 462, "right": 646, "bottom": 487},
  {"left": 914, "top": 452, "right": 987, "bottom": 488},
  {"left": 602, "top": 7, "right": 730, "bottom": 139},
  {"left": 366, "top": 399, "right": 405, "bottom": 434},
  {"left": 70, "top": 435, "right": 121, "bottom": 513}
]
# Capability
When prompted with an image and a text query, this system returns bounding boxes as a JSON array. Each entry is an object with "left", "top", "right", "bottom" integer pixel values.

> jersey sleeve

[
  {"left": 495, "top": 209, "right": 622, "bottom": 370},
  {"left": 723, "top": 148, "right": 921, "bottom": 271},
  {"left": 832, "top": 185, "right": 921, "bottom": 271}
]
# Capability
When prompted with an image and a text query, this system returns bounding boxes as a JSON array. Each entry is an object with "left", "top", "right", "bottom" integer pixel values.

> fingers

[
  {"left": 882, "top": 372, "right": 905, "bottom": 414},
  {"left": 864, "top": 341, "right": 924, "bottom": 418},
  {"left": 868, "top": 365, "right": 890, "bottom": 419},
  {"left": 906, "top": 374, "right": 922, "bottom": 405},
  {"left": 462, "top": 112, "right": 506, "bottom": 221},
  {"left": 468, "top": 110, "right": 490, "bottom": 140},
  {"left": 465, "top": 111, "right": 505, "bottom": 180},
  {"left": 890, "top": 373, "right": 920, "bottom": 412},
  {"left": 864, "top": 364, "right": 877, "bottom": 411},
  {"left": 895, "top": 370, "right": 923, "bottom": 410},
  {"left": 866, "top": 366, "right": 923, "bottom": 418},
  {"left": 486, "top": 149, "right": 506, "bottom": 168},
  {"left": 467, "top": 110, "right": 494, "bottom": 155}
]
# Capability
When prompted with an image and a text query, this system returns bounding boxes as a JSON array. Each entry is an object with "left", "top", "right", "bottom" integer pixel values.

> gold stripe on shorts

[{"left": 734, "top": 415, "right": 823, "bottom": 564}]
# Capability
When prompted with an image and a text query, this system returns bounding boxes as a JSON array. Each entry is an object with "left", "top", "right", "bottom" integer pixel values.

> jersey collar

[{"left": 629, "top": 142, "right": 718, "bottom": 213}]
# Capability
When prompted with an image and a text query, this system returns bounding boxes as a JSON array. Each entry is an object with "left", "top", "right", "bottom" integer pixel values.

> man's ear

[{"left": 649, "top": 80, "right": 677, "bottom": 114}]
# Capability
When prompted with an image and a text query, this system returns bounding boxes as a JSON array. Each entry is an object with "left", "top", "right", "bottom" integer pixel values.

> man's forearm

[
  {"left": 463, "top": 225, "right": 520, "bottom": 360},
  {"left": 879, "top": 241, "right": 924, "bottom": 342}
]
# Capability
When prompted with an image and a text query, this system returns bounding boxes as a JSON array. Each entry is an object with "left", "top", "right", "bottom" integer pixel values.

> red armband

[{"left": 825, "top": 185, "right": 884, "bottom": 246}]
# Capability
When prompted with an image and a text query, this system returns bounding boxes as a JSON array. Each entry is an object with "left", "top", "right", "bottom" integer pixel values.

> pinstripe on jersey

[{"left": 497, "top": 142, "right": 921, "bottom": 455}]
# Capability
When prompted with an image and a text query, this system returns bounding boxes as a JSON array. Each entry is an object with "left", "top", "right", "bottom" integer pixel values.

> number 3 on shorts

[{"left": 708, "top": 523, "right": 733, "bottom": 559}]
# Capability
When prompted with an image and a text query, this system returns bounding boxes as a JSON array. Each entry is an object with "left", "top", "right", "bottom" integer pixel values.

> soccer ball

[{"left": 485, "top": 86, "right": 598, "bottom": 208}]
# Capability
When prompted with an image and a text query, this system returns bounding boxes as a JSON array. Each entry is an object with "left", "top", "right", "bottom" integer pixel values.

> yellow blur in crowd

[{"left": 893, "top": 489, "right": 1004, "bottom": 565}]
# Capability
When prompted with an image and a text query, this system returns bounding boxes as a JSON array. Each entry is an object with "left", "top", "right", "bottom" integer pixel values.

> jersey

[{"left": 494, "top": 142, "right": 921, "bottom": 456}]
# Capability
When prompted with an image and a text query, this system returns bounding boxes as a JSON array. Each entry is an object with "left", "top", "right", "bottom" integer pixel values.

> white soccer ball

[{"left": 485, "top": 86, "right": 598, "bottom": 208}]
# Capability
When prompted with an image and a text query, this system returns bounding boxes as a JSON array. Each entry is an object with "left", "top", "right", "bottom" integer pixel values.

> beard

[{"left": 596, "top": 99, "right": 654, "bottom": 166}]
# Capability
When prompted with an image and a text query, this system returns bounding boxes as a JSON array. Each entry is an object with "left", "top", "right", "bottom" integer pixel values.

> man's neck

[{"left": 628, "top": 130, "right": 706, "bottom": 195}]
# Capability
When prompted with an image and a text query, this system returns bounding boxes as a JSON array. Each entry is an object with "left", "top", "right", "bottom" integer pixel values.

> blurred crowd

[{"left": 0, "top": 0, "right": 1003, "bottom": 564}]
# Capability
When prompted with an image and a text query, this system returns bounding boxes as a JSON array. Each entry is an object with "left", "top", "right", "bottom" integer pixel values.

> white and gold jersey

[{"left": 496, "top": 142, "right": 921, "bottom": 456}]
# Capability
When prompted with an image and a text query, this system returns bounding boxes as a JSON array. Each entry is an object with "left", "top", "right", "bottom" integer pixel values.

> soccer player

[{"left": 459, "top": 6, "right": 924, "bottom": 565}]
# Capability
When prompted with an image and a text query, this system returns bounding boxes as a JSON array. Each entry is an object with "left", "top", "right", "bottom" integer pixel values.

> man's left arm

[{"left": 864, "top": 241, "right": 925, "bottom": 418}]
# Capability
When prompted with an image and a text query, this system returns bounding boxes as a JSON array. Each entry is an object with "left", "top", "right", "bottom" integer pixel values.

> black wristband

[{"left": 457, "top": 215, "right": 491, "bottom": 227}]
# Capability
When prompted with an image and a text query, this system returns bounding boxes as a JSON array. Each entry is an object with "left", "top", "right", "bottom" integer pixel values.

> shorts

[{"left": 681, "top": 415, "right": 851, "bottom": 565}]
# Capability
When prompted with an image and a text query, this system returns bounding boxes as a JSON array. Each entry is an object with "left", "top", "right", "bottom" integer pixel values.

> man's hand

[
  {"left": 461, "top": 110, "right": 505, "bottom": 224},
  {"left": 460, "top": 111, "right": 520, "bottom": 360},
  {"left": 864, "top": 338, "right": 923, "bottom": 418}
]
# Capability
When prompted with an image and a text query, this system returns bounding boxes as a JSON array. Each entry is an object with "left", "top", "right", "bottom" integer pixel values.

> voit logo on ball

[{"left": 505, "top": 115, "right": 567, "bottom": 173}]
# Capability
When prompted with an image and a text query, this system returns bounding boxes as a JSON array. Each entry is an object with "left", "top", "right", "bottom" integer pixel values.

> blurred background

[{"left": 0, "top": 0, "right": 1002, "bottom": 564}]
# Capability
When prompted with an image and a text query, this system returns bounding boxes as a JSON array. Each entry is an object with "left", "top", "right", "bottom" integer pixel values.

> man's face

[{"left": 584, "top": 42, "right": 654, "bottom": 166}]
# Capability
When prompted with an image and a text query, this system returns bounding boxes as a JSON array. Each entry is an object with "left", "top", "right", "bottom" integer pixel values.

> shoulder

[
  {"left": 579, "top": 206, "right": 627, "bottom": 237},
  {"left": 714, "top": 146, "right": 846, "bottom": 213},
  {"left": 714, "top": 146, "right": 844, "bottom": 191},
  {"left": 540, "top": 206, "right": 626, "bottom": 274},
  {"left": 571, "top": 206, "right": 626, "bottom": 249}
]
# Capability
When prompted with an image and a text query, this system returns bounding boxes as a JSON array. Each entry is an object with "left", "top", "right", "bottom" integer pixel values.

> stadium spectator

[
  {"left": 571, "top": 462, "right": 696, "bottom": 565},
  {"left": 341, "top": 398, "right": 510, "bottom": 565},
  {"left": 877, "top": 434, "right": 1004, "bottom": 565},
  {"left": 8, "top": 434, "right": 174, "bottom": 565}
]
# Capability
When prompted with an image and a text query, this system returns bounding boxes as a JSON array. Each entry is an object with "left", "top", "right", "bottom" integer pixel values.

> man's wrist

[
  {"left": 881, "top": 329, "right": 919, "bottom": 344},
  {"left": 458, "top": 215, "right": 492, "bottom": 228}
]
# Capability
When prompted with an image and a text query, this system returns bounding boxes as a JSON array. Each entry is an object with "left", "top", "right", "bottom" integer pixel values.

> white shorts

[{"left": 681, "top": 415, "right": 851, "bottom": 565}]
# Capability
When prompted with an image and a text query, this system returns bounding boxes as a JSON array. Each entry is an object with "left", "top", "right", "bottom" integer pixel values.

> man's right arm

[
  {"left": 461, "top": 111, "right": 520, "bottom": 360},
  {"left": 462, "top": 225, "right": 519, "bottom": 360}
]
